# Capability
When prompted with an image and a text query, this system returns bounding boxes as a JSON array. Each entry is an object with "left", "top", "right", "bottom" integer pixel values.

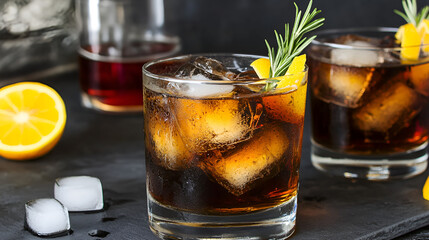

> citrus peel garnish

[
  {"left": 251, "top": 55, "right": 307, "bottom": 124},
  {"left": 250, "top": 58, "right": 270, "bottom": 79},
  {"left": 0, "top": 82, "right": 66, "bottom": 160},
  {"left": 418, "top": 19, "right": 429, "bottom": 52},
  {"left": 396, "top": 23, "right": 422, "bottom": 60},
  {"left": 424, "top": 176, "right": 429, "bottom": 201},
  {"left": 250, "top": 54, "right": 306, "bottom": 91},
  {"left": 276, "top": 54, "right": 306, "bottom": 89}
]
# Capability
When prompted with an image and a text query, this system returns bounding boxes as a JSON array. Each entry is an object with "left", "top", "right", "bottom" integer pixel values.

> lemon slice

[
  {"left": 424, "top": 176, "right": 429, "bottom": 201},
  {"left": 0, "top": 82, "right": 66, "bottom": 160},
  {"left": 418, "top": 19, "right": 429, "bottom": 53},
  {"left": 396, "top": 23, "right": 422, "bottom": 60}
]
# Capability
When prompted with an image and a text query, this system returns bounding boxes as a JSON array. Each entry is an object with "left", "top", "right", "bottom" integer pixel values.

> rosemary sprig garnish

[
  {"left": 264, "top": 0, "right": 324, "bottom": 91},
  {"left": 394, "top": 0, "right": 429, "bottom": 26}
]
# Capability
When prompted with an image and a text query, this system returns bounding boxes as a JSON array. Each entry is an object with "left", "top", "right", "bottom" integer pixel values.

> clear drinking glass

[
  {"left": 308, "top": 27, "right": 429, "bottom": 180},
  {"left": 143, "top": 54, "right": 308, "bottom": 239},
  {"left": 76, "top": 0, "right": 180, "bottom": 113}
]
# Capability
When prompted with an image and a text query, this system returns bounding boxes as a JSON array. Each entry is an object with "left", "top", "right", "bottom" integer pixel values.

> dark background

[
  {"left": 163, "top": 0, "right": 429, "bottom": 55},
  {"left": 1, "top": 1, "right": 429, "bottom": 239}
]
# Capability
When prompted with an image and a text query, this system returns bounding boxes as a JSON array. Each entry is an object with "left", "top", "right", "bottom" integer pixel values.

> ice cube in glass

[
  {"left": 199, "top": 124, "right": 289, "bottom": 196},
  {"left": 353, "top": 81, "right": 421, "bottom": 133}
]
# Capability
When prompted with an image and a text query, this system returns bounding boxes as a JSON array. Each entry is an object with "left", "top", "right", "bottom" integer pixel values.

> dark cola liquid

[
  {"left": 309, "top": 56, "right": 429, "bottom": 155},
  {"left": 79, "top": 41, "right": 177, "bottom": 107},
  {"left": 143, "top": 60, "right": 306, "bottom": 214}
]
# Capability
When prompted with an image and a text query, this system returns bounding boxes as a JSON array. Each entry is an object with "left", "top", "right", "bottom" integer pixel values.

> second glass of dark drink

[
  {"left": 76, "top": 0, "right": 180, "bottom": 113},
  {"left": 143, "top": 54, "right": 308, "bottom": 239},
  {"left": 308, "top": 28, "right": 429, "bottom": 180}
]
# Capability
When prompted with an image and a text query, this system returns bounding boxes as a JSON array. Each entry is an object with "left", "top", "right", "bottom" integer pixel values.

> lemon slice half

[{"left": 0, "top": 82, "right": 66, "bottom": 160}]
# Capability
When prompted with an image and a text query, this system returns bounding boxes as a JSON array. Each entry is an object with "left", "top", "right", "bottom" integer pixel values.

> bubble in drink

[
  {"left": 353, "top": 81, "right": 421, "bottom": 133},
  {"left": 25, "top": 198, "right": 70, "bottom": 237},
  {"left": 54, "top": 176, "right": 104, "bottom": 212},
  {"left": 199, "top": 124, "right": 289, "bottom": 196}
]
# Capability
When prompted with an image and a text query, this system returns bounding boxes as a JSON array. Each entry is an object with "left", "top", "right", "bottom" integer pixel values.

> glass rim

[
  {"left": 78, "top": 35, "right": 181, "bottom": 63},
  {"left": 311, "top": 27, "right": 428, "bottom": 50},
  {"left": 142, "top": 53, "right": 308, "bottom": 85}
]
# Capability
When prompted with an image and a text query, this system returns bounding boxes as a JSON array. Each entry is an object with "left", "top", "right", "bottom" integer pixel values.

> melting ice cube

[
  {"left": 145, "top": 94, "right": 193, "bottom": 170},
  {"left": 331, "top": 40, "right": 380, "bottom": 67},
  {"left": 172, "top": 56, "right": 236, "bottom": 98},
  {"left": 353, "top": 82, "right": 421, "bottom": 133},
  {"left": 172, "top": 97, "right": 260, "bottom": 153},
  {"left": 25, "top": 198, "right": 70, "bottom": 237},
  {"left": 312, "top": 61, "right": 377, "bottom": 108},
  {"left": 199, "top": 124, "right": 289, "bottom": 196},
  {"left": 146, "top": 98, "right": 193, "bottom": 170},
  {"left": 175, "top": 56, "right": 235, "bottom": 80},
  {"left": 54, "top": 176, "right": 103, "bottom": 212},
  {"left": 168, "top": 81, "right": 235, "bottom": 98}
]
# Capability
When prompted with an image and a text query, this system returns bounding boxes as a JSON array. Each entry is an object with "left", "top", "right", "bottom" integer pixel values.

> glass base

[
  {"left": 81, "top": 92, "right": 142, "bottom": 113},
  {"left": 147, "top": 193, "right": 297, "bottom": 240},
  {"left": 311, "top": 142, "right": 428, "bottom": 180}
]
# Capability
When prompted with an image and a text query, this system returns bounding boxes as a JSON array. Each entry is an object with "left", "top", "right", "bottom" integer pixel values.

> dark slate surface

[{"left": 1, "top": 71, "right": 429, "bottom": 240}]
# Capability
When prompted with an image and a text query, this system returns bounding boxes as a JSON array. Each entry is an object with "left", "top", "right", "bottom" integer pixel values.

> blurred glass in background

[
  {"left": 0, "top": 0, "right": 77, "bottom": 82},
  {"left": 76, "top": 0, "right": 180, "bottom": 113}
]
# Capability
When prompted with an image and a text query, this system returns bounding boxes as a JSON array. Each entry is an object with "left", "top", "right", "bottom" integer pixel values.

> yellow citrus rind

[
  {"left": 418, "top": 19, "right": 429, "bottom": 52},
  {"left": 424, "top": 176, "right": 429, "bottom": 201},
  {"left": 396, "top": 21, "right": 429, "bottom": 60},
  {"left": 250, "top": 57, "right": 270, "bottom": 79},
  {"left": 250, "top": 54, "right": 306, "bottom": 90},
  {"left": 0, "top": 82, "right": 66, "bottom": 160},
  {"left": 276, "top": 54, "right": 306, "bottom": 89}
]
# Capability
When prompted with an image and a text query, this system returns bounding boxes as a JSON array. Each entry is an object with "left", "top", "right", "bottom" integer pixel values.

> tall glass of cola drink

[
  {"left": 143, "top": 54, "right": 308, "bottom": 239},
  {"left": 308, "top": 28, "right": 429, "bottom": 180}
]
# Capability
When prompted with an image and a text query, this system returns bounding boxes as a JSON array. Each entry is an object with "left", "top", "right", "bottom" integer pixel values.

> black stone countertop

[{"left": 1, "top": 71, "right": 429, "bottom": 240}]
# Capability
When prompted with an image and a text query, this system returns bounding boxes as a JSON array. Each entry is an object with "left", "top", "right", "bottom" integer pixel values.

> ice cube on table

[
  {"left": 199, "top": 124, "right": 289, "bottom": 196},
  {"left": 25, "top": 198, "right": 70, "bottom": 237},
  {"left": 54, "top": 176, "right": 103, "bottom": 212},
  {"left": 145, "top": 95, "right": 193, "bottom": 170},
  {"left": 331, "top": 40, "right": 380, "bottom": 67},
  {"left": 172, "top": 97, "right": 259, "bottom": 153},
  {"left": 353, "top": 82, "right": 421, "bottom": 133}
]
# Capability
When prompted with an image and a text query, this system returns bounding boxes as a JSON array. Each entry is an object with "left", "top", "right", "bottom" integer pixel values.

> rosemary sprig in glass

[
  {"left": 394, "top": 0, "right": 429, "bottom": 26},
  {"left": 264, "top": 0, "right": 324, "bottom": 91}
]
